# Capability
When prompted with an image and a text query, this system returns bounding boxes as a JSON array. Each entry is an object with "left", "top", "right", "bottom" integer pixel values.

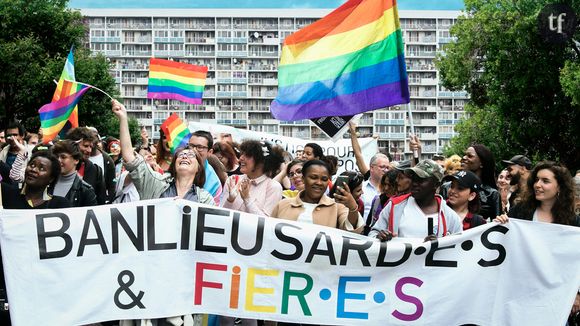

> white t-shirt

[
  {"left": 398, "top": 197, "right": 439, "bottom": 238},
  {"left": 89, "top": 152, "right": 105, "bottom": 177},
  {"left": 297, "top": 202, "right": 317, "bottom": 224}
]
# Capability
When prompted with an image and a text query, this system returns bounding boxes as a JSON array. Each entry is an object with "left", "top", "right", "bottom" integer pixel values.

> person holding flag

[{"left": 112, "top": 99, "right": 214, "bottom": 204}]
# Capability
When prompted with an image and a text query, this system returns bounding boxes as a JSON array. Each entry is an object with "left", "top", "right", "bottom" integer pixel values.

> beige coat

[{"left": 271, "top": 193, "right": 364, "bottom": 233}]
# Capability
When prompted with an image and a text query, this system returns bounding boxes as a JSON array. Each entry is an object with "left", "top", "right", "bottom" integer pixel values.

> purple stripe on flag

[
  {"left": 148, "top": 92, "right": 202, "bottom": 105},
  {"left": 270, "top": 79, "right": 409, "bottom": 121}
]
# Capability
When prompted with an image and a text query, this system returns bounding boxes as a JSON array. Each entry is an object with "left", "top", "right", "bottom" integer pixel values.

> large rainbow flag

[
  {"left": 160, "top": 113, "right": 191, "bottom": 153},
  {"left": 270, "top": 0, "right": 410, "bottom": 121},
  {"left": 40, "top": 82, "right": 90, "bottom": 142},
  {"left": 147, "top": 58, "right": 208, "bottom": 105},
  {"left": 49, "top": 48, "right": 79, "bottom": 141}
]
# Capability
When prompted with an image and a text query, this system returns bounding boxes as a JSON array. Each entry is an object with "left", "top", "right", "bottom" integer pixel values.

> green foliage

[
  {"left": 0, "top": 0, "right": 119, "bottom": 139},
  {"left": 560, "top": 61, "right": 580, "bottom": 106},
  {"left": 436, "top": 0, "right": 580, "bottom": 171},
  {"left": 100, "top": 115, "right": 142, "bottom": 146}
]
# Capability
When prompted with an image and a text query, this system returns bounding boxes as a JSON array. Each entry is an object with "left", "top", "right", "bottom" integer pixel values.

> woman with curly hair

[{"left": 222, "top": 139, "right": 284, "bottom": 216}]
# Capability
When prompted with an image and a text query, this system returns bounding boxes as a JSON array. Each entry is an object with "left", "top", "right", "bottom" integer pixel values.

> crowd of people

[{"left": 0, "top": 100, "right": 579, "bottom": 325}]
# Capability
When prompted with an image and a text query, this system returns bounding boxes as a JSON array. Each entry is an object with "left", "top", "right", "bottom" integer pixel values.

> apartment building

[{"left": 80, "top": 8, "right": 466, "bottom": 159}]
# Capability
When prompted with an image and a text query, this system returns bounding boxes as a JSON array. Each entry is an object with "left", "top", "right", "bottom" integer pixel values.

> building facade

[{"left": 81, "top": 8, "right": 466, "bottom": 160}]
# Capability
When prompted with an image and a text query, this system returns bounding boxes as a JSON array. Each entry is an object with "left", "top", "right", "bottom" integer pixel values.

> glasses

[
  {"left": 177, "top": 151, "right": 196, "bottom": 159},
  {"left": 190, "top": 144, "right": 208, "bottom": 151},
  {"left": 373, "top": 164, "right": 390, "bottom": 171},
  {"left": 6, "top": 133, "right": 19, "bottom": 138},
  {"left": 289, "top": 169, "right": 303, "bottom": 178}
]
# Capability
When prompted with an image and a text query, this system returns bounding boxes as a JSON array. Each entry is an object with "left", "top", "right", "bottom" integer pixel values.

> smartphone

[{"left": 329, "top": 175, "right": 350, "bottom": 198}]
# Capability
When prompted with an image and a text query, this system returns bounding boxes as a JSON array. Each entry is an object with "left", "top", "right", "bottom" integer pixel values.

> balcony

[
  {"left": 232, "top": 78, "right": 248, "bottom": 84},
  {"left": 232, "top": 91, "right": 248, "bottom": 97},
  {"left": 217, "top": 77, "right": 232, "bottom": 83},
  {"left": 121, "top": 23, "right": 152, "bottom": 30},
  {"left": 438, "top": 37, "right": 457, "bottom": 44},
  {"left": 401, "top": 23, "right": 437, "bottom": 30},
  {"left": 378, "top": 133, "right": 406, "bottom": 140},
  {"left": 279, "top": 120, "right": 309, "bottom": 125},
  {"left": 406, "top": 51, "right": 436, "bottom": 58},
  {"left": 217, "top": 91, "right": 232, "bottom": 97},
  {"left": 438, "top": 91, "right": 469, "bottom": 98},
  {"left": 375, "top": 119, "right": 405, "bottom": 125},
  {"left": 217, "top": 119, "right": 247, "bottom": 125}
]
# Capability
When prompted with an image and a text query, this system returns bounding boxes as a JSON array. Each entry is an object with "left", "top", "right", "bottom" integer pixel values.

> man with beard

[
  {"left": 369, "top": 160, "right": 462, "bottom": 241},
  {"left": 502, "top": 155, "right": 532, "bottom": 210}
]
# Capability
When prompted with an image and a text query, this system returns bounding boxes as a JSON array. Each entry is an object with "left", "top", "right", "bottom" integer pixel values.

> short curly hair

[{"left": 239, "top": 140, "right": 284, "bottom": 178}]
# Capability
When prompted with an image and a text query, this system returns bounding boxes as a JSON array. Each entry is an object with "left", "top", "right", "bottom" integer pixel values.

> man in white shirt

[{"left": 361, "top": 153, "right": 391, "bottom": 218}]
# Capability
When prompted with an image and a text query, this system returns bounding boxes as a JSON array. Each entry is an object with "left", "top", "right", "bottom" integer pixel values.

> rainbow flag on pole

[
  {"left": 40, "top": 82, "right": 90, "bottom": 142},
  {"left": 160, "top": 113, "right": 191, "bottom": 153},
  {"left": 147, "top": 58, "right": 208, "bottom": 105},
  {"left": 51, "top": 48, "right": 79, "bottom": 133},
  {"left": 271, "top": 0, "right": 410, "bottom": 121}
]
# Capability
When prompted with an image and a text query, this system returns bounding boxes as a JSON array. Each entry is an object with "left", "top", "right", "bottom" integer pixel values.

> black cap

[
  {"left": 442, "top": 170, "right": 481, "bottom": 192},
  {"left": 502, "top": 155, "right": 532, "bottom": 169}
]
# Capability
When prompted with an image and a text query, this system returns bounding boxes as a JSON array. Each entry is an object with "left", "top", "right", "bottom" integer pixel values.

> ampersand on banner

[{"left": 114, "top": 270, "right": 146, "bottom": 309}]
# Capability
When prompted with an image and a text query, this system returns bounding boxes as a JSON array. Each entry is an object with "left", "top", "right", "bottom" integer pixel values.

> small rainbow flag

[
  {"left": 147, "top": 58, "right": 208, "bottom": 105},
  {"left": 271, "top": 0, "right": 410, "bottom": 121},
  {"left": 39, "top": 82, "right": 90, "bottom": 142},
  {"left": 160, "top": 113, "right": 191, "bottom": 153},
  {"left": 51, "top": 48, "right": 79, "bottom": 134}
]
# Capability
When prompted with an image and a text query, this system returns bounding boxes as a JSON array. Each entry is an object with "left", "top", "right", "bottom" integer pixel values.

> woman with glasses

[
  {"left": 271, "top": 160, "right": 364, "bottom": 231},
  {"left": 282, "top": 159, "right": 306, "bottom": 198},
  {"left": 112, "top": 100, "right": 214, "bottom": 204}
]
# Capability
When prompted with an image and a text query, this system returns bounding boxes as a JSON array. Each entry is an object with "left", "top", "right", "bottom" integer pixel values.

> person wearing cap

[
  {"left": 444, "top": 170, "right": 486, "bottom": 230},
  {"left": 369, "top": 160, "right": 462, "bottom": 241},
  {"left": 502, "top": 154, "right": 532, "bottom": 210}
]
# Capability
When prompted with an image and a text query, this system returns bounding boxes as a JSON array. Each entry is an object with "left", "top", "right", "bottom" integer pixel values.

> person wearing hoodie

[{"left": 369, "top": 160, "right": 462, "bottom": 241}]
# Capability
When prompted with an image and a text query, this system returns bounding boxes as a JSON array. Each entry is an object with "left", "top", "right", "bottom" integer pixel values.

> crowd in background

[{"left": 0, "top": 99, "right": 578, "bottom": 325}]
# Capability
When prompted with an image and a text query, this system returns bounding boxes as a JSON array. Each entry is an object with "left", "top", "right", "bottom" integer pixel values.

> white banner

[
  {"left": 188, "top": 121, "right": 378, "bottom": 174},
  {"left": 1, "top": 199, "right": 579, "bottom": 325}
]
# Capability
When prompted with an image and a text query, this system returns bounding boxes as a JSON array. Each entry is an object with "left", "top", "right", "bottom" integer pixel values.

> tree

[
  {"left": 437, "top": 0, "right": 580, "bottom": 171},
  {"left": 0, "top": 0, "right": 126, "bottom": 138}
]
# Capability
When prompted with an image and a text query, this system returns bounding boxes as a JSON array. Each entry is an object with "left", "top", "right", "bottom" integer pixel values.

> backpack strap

[
  {"left": 434, "top": 196, "right": 448, "bottom": 236},
  {"left": 388, "top": 193, "right": 412, "bottom": 233}
]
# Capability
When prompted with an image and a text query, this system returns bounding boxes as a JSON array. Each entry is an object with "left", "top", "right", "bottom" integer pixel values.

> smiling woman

[
  {"left": 111, "top": 99, "right": 214, "bottom": 204},
  {"left": 271, "top": 160, "right": 364, "bottom": 232}
]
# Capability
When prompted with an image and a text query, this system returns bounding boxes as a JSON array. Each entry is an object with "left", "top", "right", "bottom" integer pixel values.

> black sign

[
  {"left": 310, "top": 115, "right": 354, "bottom": 141},
  {"left": 537, "top": 4, "right": 577, "bottom": 44}
]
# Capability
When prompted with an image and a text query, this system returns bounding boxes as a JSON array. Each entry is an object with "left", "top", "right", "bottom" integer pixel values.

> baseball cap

[
  {"left": 502, "top": 155, "right": 532, "bottom": 169},
  {"left": 442, "top": 170, "right": 481, "bottom": 192},
  {"left": 394, "top": 160, "right": 412, "bottom": 171},
  {"left": 404, "top": 159, "right": 444, "bottom": 182}
]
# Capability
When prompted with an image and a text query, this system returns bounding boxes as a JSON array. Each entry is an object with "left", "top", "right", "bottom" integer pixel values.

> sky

[{"left": 69, "top": 0, "right": 465, "bottom": 10}]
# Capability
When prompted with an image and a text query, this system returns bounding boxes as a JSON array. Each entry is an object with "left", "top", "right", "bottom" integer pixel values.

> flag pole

[
  {"left": 59, "top": 79, "right": 115, "bottom": 100},
  {"left": 407, "top": 105, "right": 419, "bottom": 160}
]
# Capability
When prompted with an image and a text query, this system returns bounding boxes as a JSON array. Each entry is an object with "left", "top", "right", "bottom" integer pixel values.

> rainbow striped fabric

[
  {"left": 147, "top": 58, "right": 208, "bottom": 105},
  {"left": 39, "top": 81, "right": 90, "bottom": 141},
  {"left": 46, "top": 48, "right": 79, "bottom": 143},
  {"left": 271, "top": 0, "right": 410, "bottom": 121},
  {"left": 160, "top": 113, "right": 191, "bottom": 153}
]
